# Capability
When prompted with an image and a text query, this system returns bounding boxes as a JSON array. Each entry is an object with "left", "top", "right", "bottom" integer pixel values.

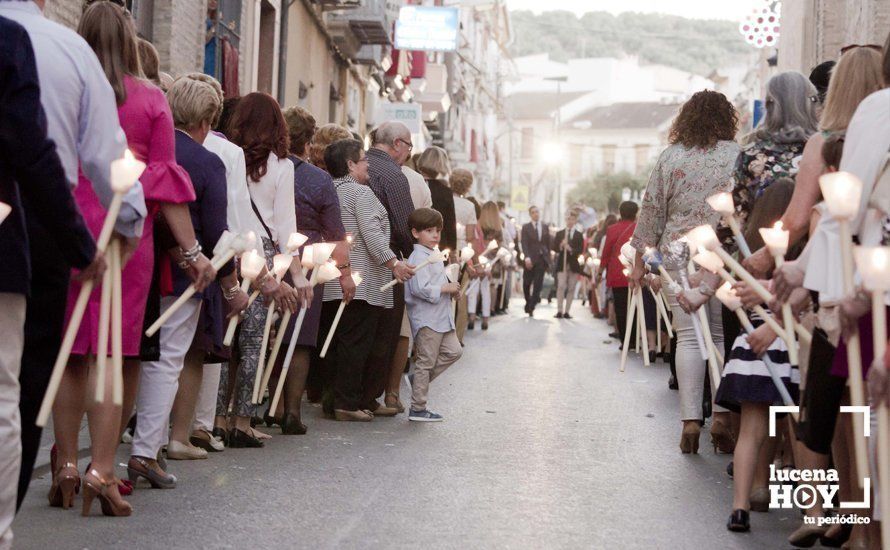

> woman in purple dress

[{"left": 264, "top": 109, "right": 350, "bottom": 434}]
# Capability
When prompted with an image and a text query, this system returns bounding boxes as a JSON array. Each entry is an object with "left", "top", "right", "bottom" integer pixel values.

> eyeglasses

[
  {"left": 840, "top": 44, "right": 883, "bottom": 55},
  {"left": 350, "top": 157, "right": 369, "bottom": 165},
  {"left": 396, "top": 138, "right": 414, "bottom": 152}
]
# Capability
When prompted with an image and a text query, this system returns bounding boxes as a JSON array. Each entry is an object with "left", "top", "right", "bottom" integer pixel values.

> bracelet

[
  {"left": 223, "top": 284, "right": 240, "bottom": 301},
  {"left": 177, "top": 259, "right": 190, "bottom": 270},
  {"left": 337, "top": 262, "right": 351, "bottom": 270},
  {"left": 180, "top": 241, "right": 202, "bottom": 263}
]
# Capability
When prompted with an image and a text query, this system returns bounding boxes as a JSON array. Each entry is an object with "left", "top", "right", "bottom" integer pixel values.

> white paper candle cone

[
  {"left": 459, "top": 245, "right": 475, "bottom": 265},
  {"left": 0, "top": 202, "right": 11, "bottom": 226},
  {"left": 301, "top": 245, "right": 316, "bottom": 270},
  {"left": 313, "top": 242, "right": 336, "bottom": 265},
  {"left": 94, "top": 260, "right": 112, "bottom": 403},
  {"left": 315, "top": 262, "right": 341, "bottom": 284},
  {"left": 445, "top": 264, "right": 460, "bottom": 283},
  {"left": 286, "top": 232, "right": 309, "bottom": 254},
  {"left": 272, "top": 254, "right": 292, "bottom": 279}
]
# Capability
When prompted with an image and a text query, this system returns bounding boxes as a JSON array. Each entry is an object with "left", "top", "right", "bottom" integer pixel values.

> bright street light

[{"left": 540, "top": 142, "right": 564, "bottom": 164}]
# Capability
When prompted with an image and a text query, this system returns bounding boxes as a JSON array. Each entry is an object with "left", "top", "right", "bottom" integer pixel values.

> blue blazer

[{"left": 0, "top": 16, "right": 94, "bottom": 295}]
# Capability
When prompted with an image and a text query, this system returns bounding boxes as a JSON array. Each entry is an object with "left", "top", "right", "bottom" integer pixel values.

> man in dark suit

[
  {"left": 0, "top": 15, "right": 101, "bottom": 541},
  {"left": 552, "top": 209, "right": 585, "bottom": 319},
  {"left": 520, "top": 205, "right": 550, "bottom": 317}
]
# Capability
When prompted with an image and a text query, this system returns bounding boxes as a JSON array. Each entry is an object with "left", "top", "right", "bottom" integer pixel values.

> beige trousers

[
  {"left": 556, "top": 271, "right": 578, "bottom": 314},
  {"left": 411, "top": 328, "right": 462, "bottom": 411},
  {"left": 0, "top": 293, "right": 26, "bottom": 550}
]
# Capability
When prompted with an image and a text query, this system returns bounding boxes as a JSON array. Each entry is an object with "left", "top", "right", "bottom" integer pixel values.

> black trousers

[
  {"left": 331, "top": 299, "right": 383, "bottom": 411},
  {"left": 17, "top": 220, "right": 70, "bottom": 509},
  {"left": 362, "top": 290, "right": 404, "bottom": 407},
  {"left": 798, "top": 328, "right": 844, "bottom": 454},
  {"left": 523, "top": 264, "right": 546, "bottom": 311}
]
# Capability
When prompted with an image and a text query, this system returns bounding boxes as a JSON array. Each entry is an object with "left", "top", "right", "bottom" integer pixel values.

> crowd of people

[
  {"left": 588, "top": 35, "right": 890, "bottom": 549},
  {"left": 0, "top": 0, "right": 522, "bottom": 540}
]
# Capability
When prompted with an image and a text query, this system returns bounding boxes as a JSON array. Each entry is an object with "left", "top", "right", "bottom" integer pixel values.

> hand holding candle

[
  {"left": 759, "top": 221, "right": 799, "bottom": 368},
  {"left": 251, "top": 253, "right": 297, "bottom": 403},
  {"left": 38, "top": 150, "right": 144, "bottom": 427},
  {"left": 706, "top": 192, "right": 751, "bottom": 257},
  {"left": 222, "top": 249, "right": 266, "bottom": 347},
  {"left": 319, "top": 272, "right": 364, "bottom": 359},
  {"left": 380, "top": 247, "right": 448, "bottom": 291}
]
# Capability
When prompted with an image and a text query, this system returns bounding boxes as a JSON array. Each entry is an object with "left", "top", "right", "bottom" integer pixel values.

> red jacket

[{"left": 601, "top": 220, "right": 636, "bottom": 288}]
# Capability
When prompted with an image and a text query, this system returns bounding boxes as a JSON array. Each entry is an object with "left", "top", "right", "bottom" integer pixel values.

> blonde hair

[
  {"left": 820, "top": 48, "right": 884, "bottom": 132},
  {"left": 309, "top": 124, "right": 352, "bottom": 171},
  {"left": 416, "top": 146, "right": 451, "bottom": 181},
  {"left": 478, "top": 201, "right": 502, "bottom": 235},
  {"left": 450, "top": 168, "right": 474, "bottom": 196},
  {"left": 167, "top": 77, "right": 221, "bottom": 131},
  {"left": 137, "top": 39, "right": 160, "bottom": 86},
  {"left": 181, "top": 73, "right": 224, "bottom": 127},
  {"left": 78, "top": 2, "right": 143, "bottom": 105}
]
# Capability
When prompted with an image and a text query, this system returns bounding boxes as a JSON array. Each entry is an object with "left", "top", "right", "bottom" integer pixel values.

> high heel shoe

[
  {"left": 679, "top": 421, "right": 700, "bottom": 454},
  {"left": 263, "top": 412, "right": 280, "bottom": 427},
  {"left": 47, "top": 462, "right": 80, "bottom": 508},
  {"left": 227, "top": 428, "right": 264, "bottom": 448},
  {"left": 727, "top": 509, "right": 750, "bottom": 532},
  {"left": 280, "top": 413, "right": 307, "bottom": 435},
  {"left": 710, "top": 420, "right": 735, "bottom": 454},
  {"left": 127, "top": 456, "right": 176, "bottom": 489},
  {"left": 81, "top": 469, "right": 132, "bottom": 517}
]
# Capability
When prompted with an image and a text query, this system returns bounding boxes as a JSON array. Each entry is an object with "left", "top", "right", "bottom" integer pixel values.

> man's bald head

[{"left": 372, "top": 121, "right": 413, "bottom": 165}]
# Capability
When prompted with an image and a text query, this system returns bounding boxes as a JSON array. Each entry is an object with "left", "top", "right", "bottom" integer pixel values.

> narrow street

[{"left": 13, "top": 300, "right": 797, "bottom": 549}]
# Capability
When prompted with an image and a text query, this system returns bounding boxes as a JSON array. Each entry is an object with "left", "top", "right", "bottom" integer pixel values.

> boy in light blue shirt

[{"left": 404, "top": 208, "right": 463, "bottom": 422}]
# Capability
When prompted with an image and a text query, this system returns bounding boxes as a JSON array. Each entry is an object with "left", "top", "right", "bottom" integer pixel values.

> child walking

[{"left": 405, "top": 208, "right": 463, "bottom": 422}]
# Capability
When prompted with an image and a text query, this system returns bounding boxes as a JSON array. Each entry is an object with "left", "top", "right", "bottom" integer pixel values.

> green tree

[{"left": 567, "top": 171, "right": 648, "bottom": 213}]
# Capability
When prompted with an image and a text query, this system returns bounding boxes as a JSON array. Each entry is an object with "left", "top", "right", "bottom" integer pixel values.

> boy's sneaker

[{"left": 408, "top": 409, "right": 443, "bottom": 422}]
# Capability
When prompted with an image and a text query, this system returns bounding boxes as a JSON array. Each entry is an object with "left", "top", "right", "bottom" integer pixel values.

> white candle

[
  {"left": 587, "top": 247, "right": 598, "bottom": 258},
  {"left": 301, "top": 245, "right": 316, "bottom": 271},
  {"left": 759, "top": 221, "right": 790, "bottom": 257},
  {"left": 705, "top": 192, "right": 734, "bottom": 215},
  {"left": 313, "top": 242, "right": 336, "bottom": 265},
  {"left": 0, "top": 202, "right": 11, "bottom": 226},
  {"left": 286, "top": 232, "right": 309, "bottom": 254},
  {"left": 318, "top": 272, "right": 364, "bottom": 359},
  {"left": 819, "top": 171, "right": 863, "bottom": 219},
  {"left": 109, "top": 149, "right": 144, "bottom": 193}
]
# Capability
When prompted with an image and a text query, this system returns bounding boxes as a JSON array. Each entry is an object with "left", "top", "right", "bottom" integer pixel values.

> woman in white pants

[
  {"left": 467, "top": 201, "right": 504, "bottom": 331},
  {"left": 127, "top": 78, "right": 248, "bottom": 487}
]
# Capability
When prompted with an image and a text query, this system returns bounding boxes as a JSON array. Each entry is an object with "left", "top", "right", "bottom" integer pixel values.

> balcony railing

[{"left": 327, "top": 0, "right": 393, "bottom": 46}]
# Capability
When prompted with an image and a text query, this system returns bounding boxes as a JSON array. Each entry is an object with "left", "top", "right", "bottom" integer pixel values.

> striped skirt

[{"left": 715, "top": 318, "right": 800, "bottom": 413}]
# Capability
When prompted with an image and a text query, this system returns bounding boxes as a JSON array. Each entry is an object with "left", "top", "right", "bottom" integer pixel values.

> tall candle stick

[
  {"left": 110, "top": 239, "right": 123, "bottom": 405},
  {"left": 94, "top": 253, "right": 113, "bottom": 403},
  {"left": 854, "top": 245, "right": 890, "bottom": 530},
  {"left": 37, "top": 150, "right": 143, "bottom": 427},
  {"left": 380, "top": 247, "right": 448, "bottom": 291},
  {"left": 821, "top": 171, "right": 868, "bottom": 487},
  {"left": 251, "top": 254, "right": 296, "bottom": 403}
]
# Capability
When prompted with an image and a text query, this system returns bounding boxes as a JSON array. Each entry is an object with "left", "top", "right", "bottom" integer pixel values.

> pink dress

[{"left": 66, "top": 76, "right": 195, "bottom": 357}]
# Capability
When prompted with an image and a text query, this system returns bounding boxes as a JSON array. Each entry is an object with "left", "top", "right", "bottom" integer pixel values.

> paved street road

[{"left": 13, "top": 299, "right": 798, "bottom": 549}]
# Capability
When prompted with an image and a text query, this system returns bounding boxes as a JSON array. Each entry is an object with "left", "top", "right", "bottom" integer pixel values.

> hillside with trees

[{"left": 509, "top": 10, "right": 751, "bottom": 76}]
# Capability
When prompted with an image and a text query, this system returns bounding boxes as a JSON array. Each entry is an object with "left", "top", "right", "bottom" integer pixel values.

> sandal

[
  {"left": 47, "top": 461, "right": 80, "bottom": 509},
  {"left": 385, "top": 391, "right": 405, "bottom": 413}
]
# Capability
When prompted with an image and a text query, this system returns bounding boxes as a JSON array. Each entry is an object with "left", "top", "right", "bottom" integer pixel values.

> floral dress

[{"left": 732, "top": 138, "right": 805, "bottom": 226}]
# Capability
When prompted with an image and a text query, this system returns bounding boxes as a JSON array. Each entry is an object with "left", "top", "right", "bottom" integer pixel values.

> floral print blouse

[
  {"left": 630, "top": 141, "right": 741, "bottom": 268},
  {"left": 731, "top": 137, "right": 806, "bottom": 226}
]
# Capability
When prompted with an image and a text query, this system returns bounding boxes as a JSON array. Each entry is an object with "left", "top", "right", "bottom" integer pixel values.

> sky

[{"left": 503, "top": 0, "right": 755, "bottom": 21}]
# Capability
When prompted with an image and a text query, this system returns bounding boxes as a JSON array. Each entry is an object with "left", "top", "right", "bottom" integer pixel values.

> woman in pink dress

[{"left": 50, "top": 3, "right": 215, "bottom": 517}]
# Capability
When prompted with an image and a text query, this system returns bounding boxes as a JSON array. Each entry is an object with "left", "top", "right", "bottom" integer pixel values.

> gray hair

[
  {"left": 372, "top": 121, "right": 410, "bottom": 147},
  {"left": 756, "top": 71, "right": 819, "bottom": 144}
]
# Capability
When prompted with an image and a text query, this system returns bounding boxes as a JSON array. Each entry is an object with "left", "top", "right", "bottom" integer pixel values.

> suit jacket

[
  {"left": 552, "top": 227, "right": 585, "bottom": 274},
  {"left": 521, "top": 221, "right": 551, "bottom": 268},
  {"left": 0, "top": 16, "right": 94, "bottom": 295}
]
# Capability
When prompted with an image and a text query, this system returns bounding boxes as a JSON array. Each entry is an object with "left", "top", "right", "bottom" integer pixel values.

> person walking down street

[
  {"left": 520, "top": 205, "right": 550, "bottom": 317},
  {"left": 404, "top": 208, "right": 463, "bottom": 422},
  {"left": 552, "top": 209, "right": 584, "bottom": 319},
  {"left": 629, "top": 90, "right": 741, "bottom": 456}
]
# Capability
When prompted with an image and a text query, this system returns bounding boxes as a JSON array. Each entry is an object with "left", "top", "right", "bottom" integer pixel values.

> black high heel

[
  {"left": 211, "top": 427, "right": 228, "bottom": 446},
  {"left": 263, "top": 412, "right": 280, "bottom": 427},
  {"left": 281, "top": 413, "right": 307, "bottom": 435},
  {"left": 727, "top": 509, "right": 750, "bottom": 532},
  {"left": 227, "top": 428, "right": 264, "bottom": 448}
]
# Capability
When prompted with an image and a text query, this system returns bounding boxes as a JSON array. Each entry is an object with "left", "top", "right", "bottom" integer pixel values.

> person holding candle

[
  {"left": 417, "top": 146, "right": 457, "bottom": 254},
  {"left": 271, "top": 108, "right": 349, "bottom": 435},
  {"left": 167, "top": 74, "right": 255, "bottom": 454},
  {"left": 128, "top": 76, "right": 247, "bottom": 485},
  {"left": 364, "top": 122, "right": 417, "bottom": 415},
  {"left": 50, "top": 2, "right": 215, "bottom": 517},
  {"left": 451, "top": 169, "right": 478, "bottom": 340},
  {"left": 214, "top": 92, "right": 309, "bottom": 449},
  {"left": 628, "top": 90, "right": 740, "bottom": 454},
  {"left": 0, "top": 0, "right": 152, "bottom": 509},
  {"left": 323, "top": 139, "right": 409, "bottom": 421},
  {"left": 466, "top": 202, "right": 504, "bottom": 330},
  {"left": 0, "top": 15, "right": 107, "bottom": 541},
  {"left": 596, "top": 202, "right": 643, "bottom": 350},
  {"left": 552, "top": 209, "right": 585, "bottom": 320},
  {"left": 405, "top": 208, "right": 463, "bottom": 422}
]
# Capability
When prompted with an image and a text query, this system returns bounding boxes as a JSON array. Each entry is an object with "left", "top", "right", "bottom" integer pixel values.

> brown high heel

[
  {"left": 710, "top": 420, "right": 736, "bottom": 454},
  {"left": 680, "top": 421, "right": 700, "bottom": 454},
  {"left": 47, "top": 462, "right": 80, "bottom": 509},
  {"left": 81, "top": 469, "right": 132, "bottom": 517}
]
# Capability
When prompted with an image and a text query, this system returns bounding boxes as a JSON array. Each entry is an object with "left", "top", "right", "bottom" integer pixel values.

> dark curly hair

[
  {"left": 668, "top": 90, "right": 738, "bottom": 150},
  {"left": 228, "top": 92, "right": 290, "bottom": 183}
]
